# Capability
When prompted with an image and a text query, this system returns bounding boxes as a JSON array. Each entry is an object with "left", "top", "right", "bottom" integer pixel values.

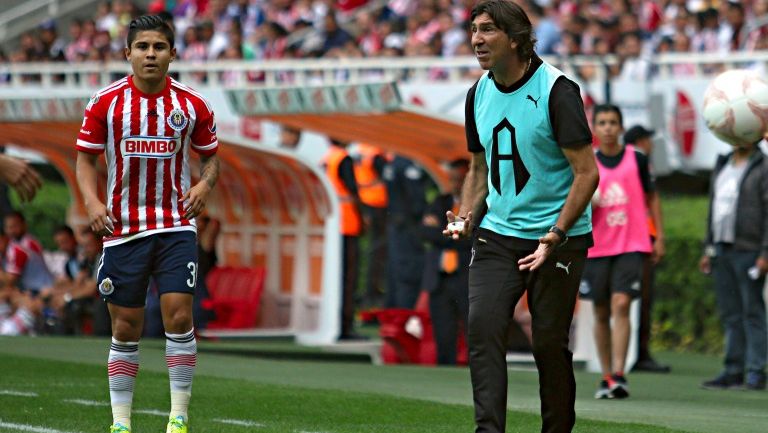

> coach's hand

[
  {"left": 0, "top": 154, "right": 42, "bottom": 202},
  {"left": 518, "top": 232, "right": 560, "bottom": 272},
  {"left": 86, "top": 201, "right": 117, "bottom": 236},
  {"left": 181, "top": 182, "right": 211, "bottom": 219},
  {"left": 444, "top": 210, "right": 472, "bottom": 240}
]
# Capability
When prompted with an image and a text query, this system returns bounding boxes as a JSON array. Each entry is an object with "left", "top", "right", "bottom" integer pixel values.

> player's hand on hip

[
  {"left": 0, "top": 155, "right": 42, "bottom": 202},
  {"left": 444, "top": 211, "right": 472, "bottom": 240},
  {"left": 86, "top": 202, "right": 116, "bottom": 236},
  {"left": 518, "top": 232, "right": 559, "bottom": 271},
  {"left": 181, "top": 182, "right": 211, "bottom": 219}
]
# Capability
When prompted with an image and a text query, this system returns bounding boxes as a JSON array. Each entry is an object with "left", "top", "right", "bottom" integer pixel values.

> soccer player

[
  {"left": 581, "top": 105, "right": 662, "bottom": 399},
  {"left": 446, "top": 1, "right": 598, "bottom": 432},
  {"left": 75, "top": 15, "right": 219, "bottom": 433}
]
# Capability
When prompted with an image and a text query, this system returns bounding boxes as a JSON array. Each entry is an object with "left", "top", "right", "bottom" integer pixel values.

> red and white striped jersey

[{"left": 76, "top": 75, "right": 218, "bottom": 247}]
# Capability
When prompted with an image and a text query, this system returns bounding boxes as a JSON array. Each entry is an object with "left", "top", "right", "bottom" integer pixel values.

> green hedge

[{"left": 653, "top": 194, "right": 723, "bottom": 354}]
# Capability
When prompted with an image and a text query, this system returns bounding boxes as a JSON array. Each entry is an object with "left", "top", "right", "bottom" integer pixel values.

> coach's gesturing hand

[{"left": 0, "top": 154, "right": 42, "bottom": 202}]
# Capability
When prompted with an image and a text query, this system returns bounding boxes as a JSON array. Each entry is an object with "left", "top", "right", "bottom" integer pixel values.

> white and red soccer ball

[{"left": 702, "top": 69, "right": 768, "bottom": 146}]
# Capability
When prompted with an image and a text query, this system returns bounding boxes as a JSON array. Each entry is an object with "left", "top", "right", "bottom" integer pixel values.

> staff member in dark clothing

[
  {"left": 323, "top": 138, "right": 365, "bottom": 340},
  {"left": 422, "top": 158, "right": 472, "bottom": 365},
  {"left": 447, "top": 1, "right": 598, "bottom": 432},
  {"left": 354, "top": 144, "right": 389, "bottom": 308},
  {"left": 384, "top": 154, "right": 427, "bottom": 309}
]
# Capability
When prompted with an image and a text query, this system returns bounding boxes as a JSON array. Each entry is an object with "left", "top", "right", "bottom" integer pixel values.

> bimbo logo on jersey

[{"left": 121, "top": 136, "right": 180, "bottom": 158}]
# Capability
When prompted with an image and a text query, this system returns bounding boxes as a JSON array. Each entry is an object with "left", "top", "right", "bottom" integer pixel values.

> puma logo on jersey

[
  {"left": 556, "top": 261, "right": 572, "bottom": 275},
  {"left": 121, "top": 136, "right": 180, "bottom": 158},
  {"left": 526, "top": 94, "right": 540, "bottom": 108}
]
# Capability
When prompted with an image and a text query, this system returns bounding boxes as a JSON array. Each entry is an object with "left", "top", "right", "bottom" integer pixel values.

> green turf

[{"left": 1, "top": 337, "right": 766, "bottom": 432}]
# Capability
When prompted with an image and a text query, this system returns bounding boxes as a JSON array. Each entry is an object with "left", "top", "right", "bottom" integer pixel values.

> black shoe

[
  {"left": 632, "top": 358, "right": 671, "bottom": 373},
  {"left": 609, "top": 373, "right": 630, "bottom": 399},
  {"left": 701, "top": 372, "right": 744, "bottom": 390},
  {"left": 746, "top": 371, "right": 766, "bottom": 390}
]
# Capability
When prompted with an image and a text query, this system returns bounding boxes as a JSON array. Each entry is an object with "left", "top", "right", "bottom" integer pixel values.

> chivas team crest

[{"left": 167, "top": 108, "right": 188, "bottom": 131}]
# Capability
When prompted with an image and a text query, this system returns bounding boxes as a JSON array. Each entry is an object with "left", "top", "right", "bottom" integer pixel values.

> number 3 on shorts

[{"left": 187, "top": 262, "right": 197, "bottom": 288}]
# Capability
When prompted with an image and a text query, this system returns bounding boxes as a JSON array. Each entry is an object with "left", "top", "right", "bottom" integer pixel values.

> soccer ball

[{"left": 702, "top": 69, "right": 768, "bottom": 146}]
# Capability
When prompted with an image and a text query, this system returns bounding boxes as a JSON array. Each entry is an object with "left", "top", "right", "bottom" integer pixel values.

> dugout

[{"left": 0, "top": 82, "right": 469, "bottom": 347}]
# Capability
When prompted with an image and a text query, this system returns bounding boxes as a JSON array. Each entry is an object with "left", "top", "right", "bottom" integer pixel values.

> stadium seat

[{"left": 205, "top": 266, "right": 266, "bottom": 329}]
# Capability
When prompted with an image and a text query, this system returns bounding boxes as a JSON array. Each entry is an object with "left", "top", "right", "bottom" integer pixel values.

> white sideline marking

[
  {"left": 213, "top": 418, "right": 266, "bottom": 427},
  {"left": 0, "top": 420, "right": 82, "bottom": 433},
  {"left": 0, "top": 390, "right": 37, "bottom": 397},
  {"left": 63, "top": 399, "right": 108, "bottom": 406},
  {"left": 134, "top": 409, "right": 166, "bottom": 417},
  {"left": 64, "top": 400, "right": 166, "bottom": 417}
]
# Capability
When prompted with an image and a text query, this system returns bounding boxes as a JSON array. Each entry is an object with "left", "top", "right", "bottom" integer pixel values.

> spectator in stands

[
  {"left": 320, "top": 12, "right": 354, "bottom": 56},
  {"left": 260, "top": 21, "right": 290, "bottom": 60},
  {"left": 719, "top": 0, "right": 748, "bottom": 52},
  {"left": 436, "top": 11, "right": 467, "bottom": 57},
  {"left": 692, "top": 8, "right": 721, "bottom": 53},
  {"left": 38, "top": 19, "right": 67, "bottom": 62},
  {"left": 617, "top": 31, "right": 651, "bottom": 81}
]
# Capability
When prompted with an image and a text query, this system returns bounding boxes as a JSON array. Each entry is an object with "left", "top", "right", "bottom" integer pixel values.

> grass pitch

[{"left": 0, "top": 337, "right": 766, "bottom": 433}]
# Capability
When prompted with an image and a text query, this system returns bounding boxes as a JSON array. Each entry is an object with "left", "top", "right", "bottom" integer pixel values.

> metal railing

[{"left": 1, "top": 51, "right": 766, "bottom": 89}]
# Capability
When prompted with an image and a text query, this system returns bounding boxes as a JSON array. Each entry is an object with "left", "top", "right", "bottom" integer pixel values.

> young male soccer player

[
  {"left": 445, "top": 1, "right": 598, "bottom": 431},
  {"left": 75, "top": 15, "right": 220, "bottom": 433},
  {"left": 581, "top": 104, "right": 663, "bottom": 399}
]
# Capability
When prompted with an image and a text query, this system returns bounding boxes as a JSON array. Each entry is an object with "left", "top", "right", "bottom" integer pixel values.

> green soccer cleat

[
  {"left": 166, "top": 415, "right": 188, "bottom": 433},
  {"left": 109, "top": 423, "right": 131, "bottom": 433}
]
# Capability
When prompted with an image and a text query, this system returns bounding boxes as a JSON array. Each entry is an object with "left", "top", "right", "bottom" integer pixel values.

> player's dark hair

[
  {"left": 592, "top": 103, "right": 624, "bottom": 127},
  {"left": 127, "top": 15, "right": 175, "bottom": 48},
  {"left": 471, "top": 0, "right": 537, "bottom": 61}
]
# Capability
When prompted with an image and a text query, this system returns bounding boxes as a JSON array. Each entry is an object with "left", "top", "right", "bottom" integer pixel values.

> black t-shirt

[
  {"left": 465, "top": 54, "right": 593, "bottom": 152},
  {"left": 595, "top": 147, "right": 655, "bottom": 193}
]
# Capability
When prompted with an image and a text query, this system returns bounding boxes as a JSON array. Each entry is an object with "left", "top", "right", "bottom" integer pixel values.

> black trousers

[
  {"left": 430, "top": 269, "right": 469, "bottom": 365},
  {"left": 341, "top": 235, "right": 360, "bottom": 336},
  {"left": 468, "top": 229, "right": 586, "bottom": 433},
  {"left": 363, "top": 205, "right": 388, "bottom": 301}
]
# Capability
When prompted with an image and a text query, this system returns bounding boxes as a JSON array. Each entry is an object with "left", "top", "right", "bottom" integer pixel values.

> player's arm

[
  {"left": 454, "top": 152, "right": 488, "bottom": 232},
  {"left": 447, "top": 81, "right": 486, "bottom": 239},
  {"left": 76, "top": 152, "right": 115, "bottom": 235},
  {"left": 182, "top": 154, "right": 220, "bottom": 219}
]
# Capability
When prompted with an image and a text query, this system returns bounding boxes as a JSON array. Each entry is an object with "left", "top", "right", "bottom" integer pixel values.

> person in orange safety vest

[
  {"left": 353, "top": 143, "right": 389, "bottom": 308},
  {"left": 323, "top": 138, "right": 365, "bottom": 340}
]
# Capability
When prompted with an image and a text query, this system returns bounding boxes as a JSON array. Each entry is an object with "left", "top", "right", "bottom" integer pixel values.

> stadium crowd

[{"left": 3, "top": 0, "right": 768, "bottom": 82}]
